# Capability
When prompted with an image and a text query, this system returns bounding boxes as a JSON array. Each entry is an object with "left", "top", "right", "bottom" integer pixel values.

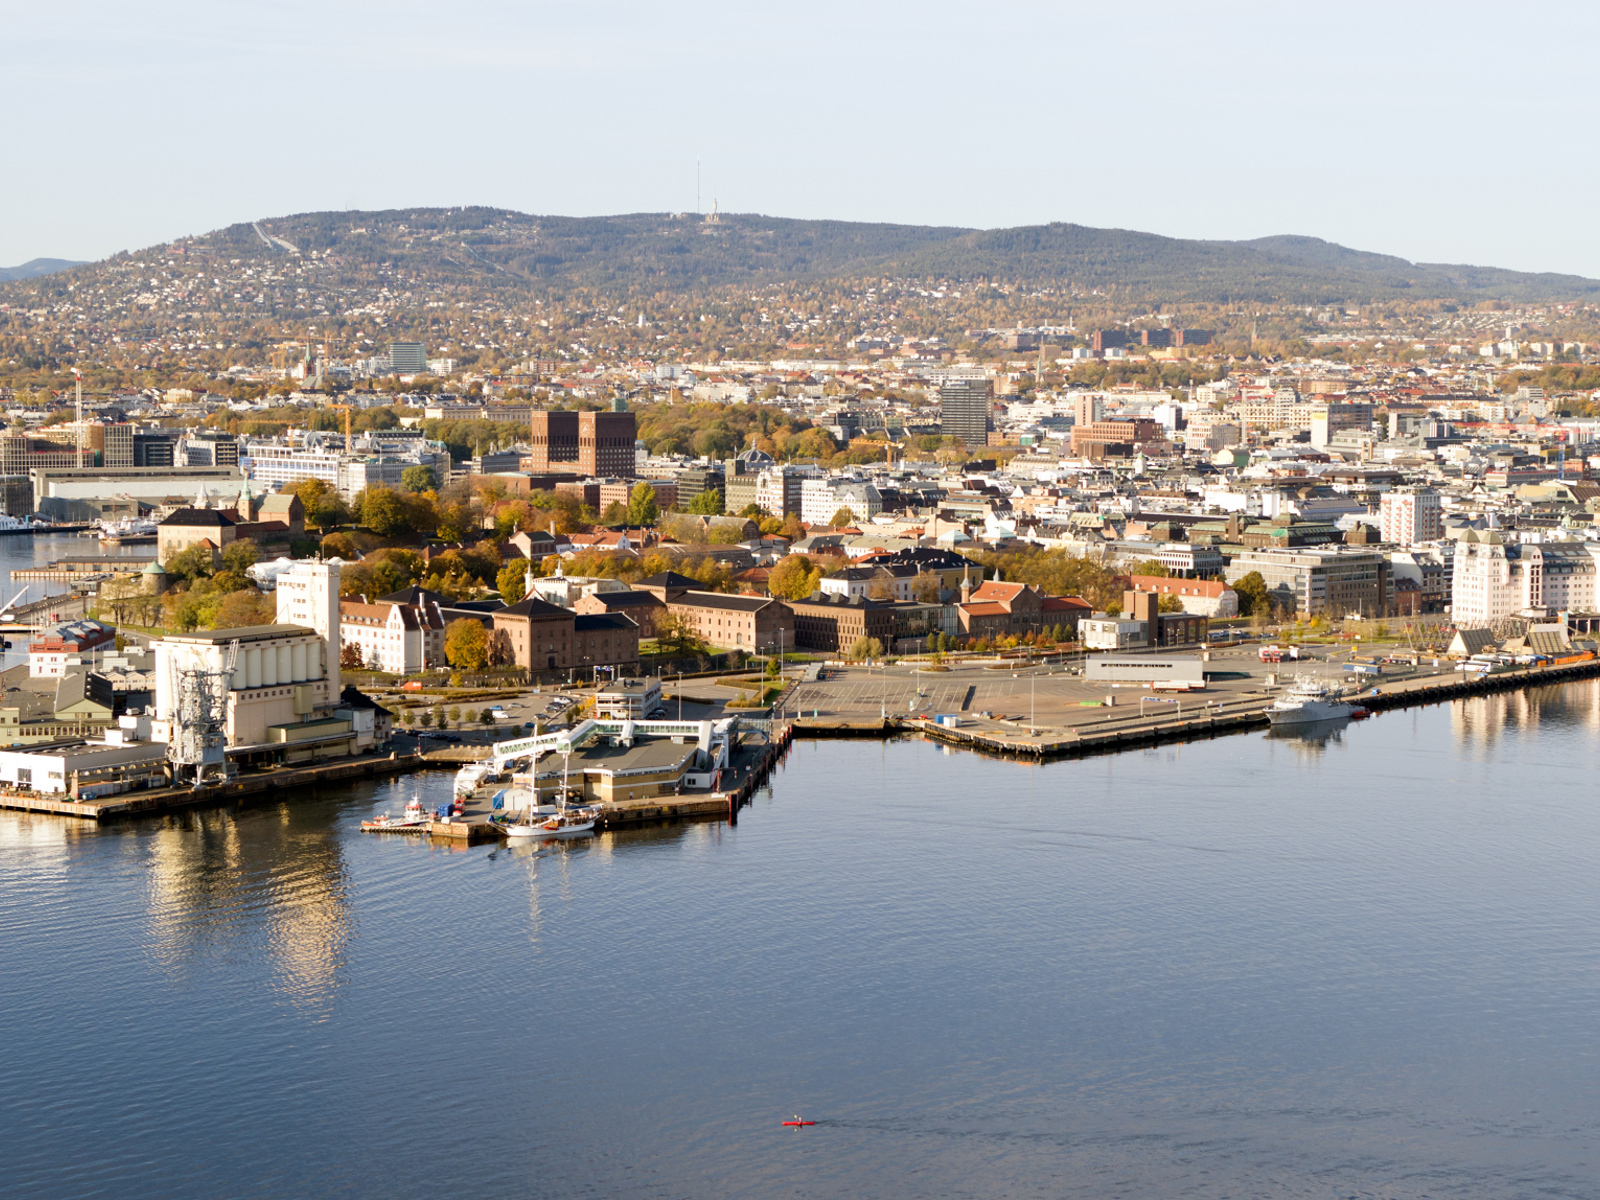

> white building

[
  {"left": 276, "top": 563, "right": 342, "bottom": 684},
  {"left": 246, "top": 445, "right": 342, "bottom": 493},
  {"left": 1079, "top": 615, "right": 1148, "bottom": 650},
  {"left": 1380, "top": 488, "right": 1443, "bottom": 546},
  {"left": 1450, "top": 530, "right": 1596, "bottom": 625},
  {"left": 153, "top": 624, "right": 341, "bottom": 749},
  {"left": 339, "top": 598, "right": 443, "bottom": 674},
  {"left": 799, "top": 478, "right": 884, "bottom": 526}
]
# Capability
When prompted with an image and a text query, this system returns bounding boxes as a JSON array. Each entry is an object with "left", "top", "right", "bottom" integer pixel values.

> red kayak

[{"left": 782, "top": 1116, "right": 816, "bottom": 1127}]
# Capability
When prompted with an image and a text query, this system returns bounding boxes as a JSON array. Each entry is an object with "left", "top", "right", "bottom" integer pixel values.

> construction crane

[
  {"left": 330, "top": 403, "right": 352, "bottom": 453},
  {"left": 168, "top": 638, "right": 240, "bottom": 787}
]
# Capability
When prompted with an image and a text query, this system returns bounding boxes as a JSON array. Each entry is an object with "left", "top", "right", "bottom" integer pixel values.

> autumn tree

[
  {"left": 828, "top": 506, "right": 857, "bottom": 528},
  {"left": 488, "top": 628, "right": 516, "bottom": 667},
  {"left": 361, "top": 486, "right": 409, "bottom": 536},
  {"left": 444, "top": 617, "right": 489, "bottom": 669},
  {"left": 210, "top": 589, "right": 275, "bottom": 629},
  {"left": 846, "top": 636, "right": 884, "bottom": 661},
  {"left": 767, "top": 553, "right": 822, "bottom": 600}
]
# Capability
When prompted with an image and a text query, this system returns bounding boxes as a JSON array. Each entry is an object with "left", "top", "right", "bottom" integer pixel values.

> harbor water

[{"left": 5, "top": 681, "right": 1600, "bottom": 1197}]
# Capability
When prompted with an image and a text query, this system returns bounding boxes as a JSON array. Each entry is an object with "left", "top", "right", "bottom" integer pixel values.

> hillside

[
  {"left": 0, "top": 257, "right": 84, "bottom": 283},
  {"left": 7, "top": 210, "right": 1596, "bottom": 309}
]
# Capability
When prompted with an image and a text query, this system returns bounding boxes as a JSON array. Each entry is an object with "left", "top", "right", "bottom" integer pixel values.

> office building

[
  {"left": 133, "top": 431, "right": 180, "bottom": 467},
  {"left": 1310, "top": 402, "right": 1375, "bottom": 449},
  {"left": 389, "top": 342, "right": 427, "bottom": 375},
  {"left": 526, "top": 410, "right": 637, "bottom": 478},
  {"left": 1226, "top": 547, "right": 1393, "bottom": 618},
  {"left": 181, "top": 431, "right": 241, "bottom": 467},
  {"left": 938, "top": 377, "right": 993, "bottom": 447},
  {"left": 755, "top": 466, "right": 806, "bottom": 518}
]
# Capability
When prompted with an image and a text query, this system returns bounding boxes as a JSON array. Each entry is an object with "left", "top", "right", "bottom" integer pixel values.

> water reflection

[
  {"left": 1264, "top": 714, "right": 1351, "bottom": 758},
  {"left": 142, "top": 804, "right": 352, "bottom": 1012},
  {"left": 1451, "top": 677, "right": 1600, "bottom": 750}
]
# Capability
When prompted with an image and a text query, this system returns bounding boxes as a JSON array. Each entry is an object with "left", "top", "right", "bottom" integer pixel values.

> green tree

[
  {"left": 220, "top": 539, "right": 259, "bottom": 576},
  {"left": 400, "top": 465, "right": 437, "bottom": 493},
  {"left": 687, "top": 488, "right": 724, "bottom": 515},
  {"left": 479, "top": 708, "right": 495, "bottom": 726},
  {"left": 496, "top": 560, "right": 532, "bottom": 602},
  {"left": 444, "top": 617, "right": 489, "bottom": 669},
  {"left": 361, "top": 486, "right": 409, "bottom": 536},
  {"left": 828, "top": 506, "right": 857, "bottom": 527},
  {"left": 1132, "top": 560, "right": 1170, "bottom": 578},
  {"left": 164, "top": 544, "right": 215, "bottom": 582},
  {"left": 767, "top": 553, "right": 821, "bottom": 600},
  {"left": 1158, "top": 593, "right": 1185, "bottom": 613},
  {"left": 599, "top": 501, "right": 628, "bottom": 526},
  {"left": 627, "top": 482, "right": 659, "bottom": 525},
  {"left": 1233, "top": 571, "right": 1270, "bottom": 617}
]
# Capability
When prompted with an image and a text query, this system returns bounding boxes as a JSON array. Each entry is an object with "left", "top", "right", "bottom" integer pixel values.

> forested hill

[{"left": 15, "top": 208, "right": 1600, "bottom": 304}]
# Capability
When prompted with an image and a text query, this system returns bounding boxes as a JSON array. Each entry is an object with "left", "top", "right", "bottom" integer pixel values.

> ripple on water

[{"left": 7, "top": 689, "right": 1600, "bottom": 1197}]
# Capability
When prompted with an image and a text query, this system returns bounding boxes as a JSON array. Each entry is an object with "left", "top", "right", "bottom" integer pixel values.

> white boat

[
  {"left": 97, "top": 517, "right": 157, "bottom": 539},
  {"left": 499, "top": 797, "right": 559, "bottom": 838},
  {"left": 1266, "top": 677, "right": 1354, "bottom": 726},
  {"left": 508, "top": 808, "right": 598, "bottom": 839},
  {"left": 361, "top": 797, "right": 430, "bottom": 830},
  {"left": 453, "top": 762, "right": 491, "bottom": 798}
]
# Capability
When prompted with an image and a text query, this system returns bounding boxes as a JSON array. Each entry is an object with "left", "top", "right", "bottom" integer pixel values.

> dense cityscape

[{"left": 9, "top": 181, "right": 1600, "bottom": 1200}]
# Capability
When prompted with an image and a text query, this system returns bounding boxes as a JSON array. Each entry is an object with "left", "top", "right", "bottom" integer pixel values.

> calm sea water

[
  {"left": 0, "top": 530, "right": 153, "bottom": 668},
  {"left": 4, "top": 682, "right": 1600, "bottom": 1198}
]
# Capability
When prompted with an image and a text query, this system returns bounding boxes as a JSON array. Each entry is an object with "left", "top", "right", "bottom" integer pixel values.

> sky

[{"left": 5, "top": 0, "right": 1598, "bottom": 276}]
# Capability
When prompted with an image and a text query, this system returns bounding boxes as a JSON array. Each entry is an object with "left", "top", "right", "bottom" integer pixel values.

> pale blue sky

[{"left": 6, "top": 1, "right": 1597, "bottom": 277}]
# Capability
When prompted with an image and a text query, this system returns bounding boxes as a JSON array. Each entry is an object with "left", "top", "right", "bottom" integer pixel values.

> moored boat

[{"left": 1266, "top": 677, "right": 1355, "bottom": 726}]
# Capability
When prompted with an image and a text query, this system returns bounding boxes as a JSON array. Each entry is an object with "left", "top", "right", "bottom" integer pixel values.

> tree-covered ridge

[{"left": 12, "top": 208, "right": 1599, "bottom": 307}]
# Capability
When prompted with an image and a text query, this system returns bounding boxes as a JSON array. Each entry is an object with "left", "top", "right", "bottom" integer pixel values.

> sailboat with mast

[{"left": 501, "top": 747, "right": 598, "bottom": 839}]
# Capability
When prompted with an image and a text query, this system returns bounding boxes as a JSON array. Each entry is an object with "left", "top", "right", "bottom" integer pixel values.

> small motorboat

[{"left": 361, "top": 798, "right": 430, "bottom": 831}]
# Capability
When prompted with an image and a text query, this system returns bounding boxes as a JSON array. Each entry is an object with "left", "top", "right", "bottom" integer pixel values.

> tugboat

[
  {"left": 1266, "top": 676, "right": 1354, "bottom": 726},
  {"left": 361, "top": 797, "right": 430, "bottom": 831}
]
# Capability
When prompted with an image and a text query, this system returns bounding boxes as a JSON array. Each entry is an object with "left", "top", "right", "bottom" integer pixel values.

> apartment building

[{"left": 1379, "top": 488, "right": 1443, "bottom": 546}]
